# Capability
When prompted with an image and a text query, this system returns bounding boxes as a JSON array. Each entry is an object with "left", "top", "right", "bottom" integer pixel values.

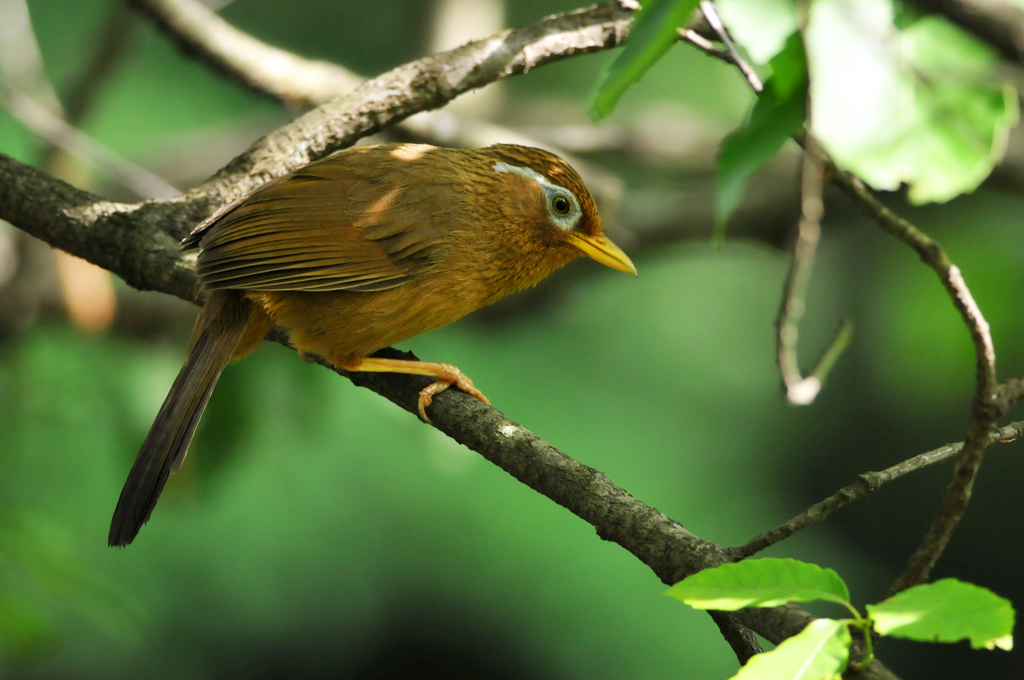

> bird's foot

[
  {"left": 417, "top": 363, "right": 490, "bottom": 423},
  {"left": 337, "top": 357, "right": 491, "bottom": 424}
]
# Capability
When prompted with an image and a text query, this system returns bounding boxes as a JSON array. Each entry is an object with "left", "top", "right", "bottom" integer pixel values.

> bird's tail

[{"left": 108, "top": 290, "right": 252, "bottom": 547}]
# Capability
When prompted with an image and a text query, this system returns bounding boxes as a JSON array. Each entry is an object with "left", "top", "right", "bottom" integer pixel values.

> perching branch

[
  {"left": 0, "top": 5, "right": 898, "bottom": 675},
  {"left": 735, "top": 421, "right": 1024, "bottom": 558}
]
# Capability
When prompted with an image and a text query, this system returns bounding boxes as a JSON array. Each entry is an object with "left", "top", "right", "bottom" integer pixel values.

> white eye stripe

[
  {"left": 493, "top": 162, "right": 546, "bottom": 184},
  {"left": 493, "top": 161, "right": 582, "bottom": 231}
]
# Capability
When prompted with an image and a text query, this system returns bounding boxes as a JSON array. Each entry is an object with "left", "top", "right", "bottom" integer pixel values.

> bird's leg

[{"left": 339, "top": 357, "right": 490, "bottom": 423}]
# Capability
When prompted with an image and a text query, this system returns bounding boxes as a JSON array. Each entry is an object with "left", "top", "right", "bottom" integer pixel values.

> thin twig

[
  {"left": 132, "top": 0, "right": 362, "bottom": 108},
  {"left": 828, "top": 171, "right": 1001, "bottom": 596},
  {"left": 683, "top": 16, "right": 844, "bottom": 404},
  {"left": 777, "top": 133, "right": 830, "bottom": 405},
  {"left": 672, "top": 7, "right": 1008, "bottom": 596},
  {"left": 807, "top": 318, "right": 854, "bottom": 386},
  {"left": 678, "top": 28, "right": 732, "bottom": 61},
  {"left": 734, "top": 421, "right": 1024, "bottom": 558},
  {"left": 0, "top": 80, "right": 179, "bottom": 199},
  {"left": 60, "top": 2, "right": 137, "bottom": 128},
  {"left": 697, "top": 1, "right": 762, "bottom": 91}
]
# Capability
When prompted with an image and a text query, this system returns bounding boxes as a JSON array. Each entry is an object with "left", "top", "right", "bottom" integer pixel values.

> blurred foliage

[
  {"left": 807, "top": 2, "right": 1018, "bottom": 203},
  {"left": 588, "top": 0, "right": 700, "bottom": 120},
  {"left": 1, "top": 1, "right": 1023, "bottom": 679}
]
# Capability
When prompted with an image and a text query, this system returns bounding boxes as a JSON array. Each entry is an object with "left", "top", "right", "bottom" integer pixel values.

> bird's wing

[{"left": 190, "top": 157, "right": 448, "bottom": 293}]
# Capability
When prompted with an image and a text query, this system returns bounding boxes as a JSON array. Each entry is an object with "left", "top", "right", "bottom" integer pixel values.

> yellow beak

[{"left": 569, "top": 232, "right": 637, "bottom": 276}]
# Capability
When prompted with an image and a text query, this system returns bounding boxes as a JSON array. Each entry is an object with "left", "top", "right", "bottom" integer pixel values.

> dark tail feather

[{"left": 109, "top": 292, "right": 250, "bottom": 547}]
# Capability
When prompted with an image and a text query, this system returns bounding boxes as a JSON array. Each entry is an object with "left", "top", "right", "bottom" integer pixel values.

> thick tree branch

[
  {"left": 735, "top": 421, "right": 1024, "bottom": 558},
  {"left": 0, "top": 4, "right": 898, "bottom": 673},
  {"left": 0, "top": 154, "right": 194, "bottom": 298}
]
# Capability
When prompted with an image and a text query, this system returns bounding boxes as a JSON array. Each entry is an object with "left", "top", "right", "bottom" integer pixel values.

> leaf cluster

[{"left": 666, "top": 559, "right": 1015, "bottom": 679}]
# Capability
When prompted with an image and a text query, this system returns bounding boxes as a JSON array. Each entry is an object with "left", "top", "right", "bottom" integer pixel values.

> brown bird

[{"left": 108, "top": 143, "right": 636, "bottom": 547}]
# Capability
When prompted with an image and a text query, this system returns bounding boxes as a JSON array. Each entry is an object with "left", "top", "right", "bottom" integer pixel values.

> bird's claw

[{"left": 417, "top": 363, "right": 490, "bottom": 423}]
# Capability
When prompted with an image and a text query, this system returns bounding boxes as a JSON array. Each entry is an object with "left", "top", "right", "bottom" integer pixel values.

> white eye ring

[
  {"left": 492, "top": 161, "right": 582, "bottom": 231},
  {"left": 543, "top": 186, "right": 581, "bottom": 231}
]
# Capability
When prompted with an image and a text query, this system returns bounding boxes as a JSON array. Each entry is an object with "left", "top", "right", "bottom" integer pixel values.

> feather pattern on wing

[{"left": 188, "top": 151, "right": 449, "bottom": 293}]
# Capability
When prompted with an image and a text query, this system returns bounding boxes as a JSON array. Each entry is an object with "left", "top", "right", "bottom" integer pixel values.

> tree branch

[
  {"left": 132, "top": 0, "right": 362, "bottom": 108},
  {"left": 735, "top": 420, "right": 1024, "bottom": 558},
  {"left": 134, "top": 0, "right": 630, "bottom": 219},
  {"left": 776, "top": 134, "right": 836, "bottom": 405},
  {"left": 696, "top": 1, "right": 762, "bottom": 92},
  {"left": 683, "top": 5, "right": 1010, "bottom": 597},
  {"left": 163, "top": 2, "right": 637, "bottom": 239},
  {"left": 0, "top": 153, "right": 194, "bottom": 297},
  {"left": 0, "top": 4, "right": 897, "bottom": 674},
  {"left": 827, "top": 171, "right": 1002, "bottom": 596}
]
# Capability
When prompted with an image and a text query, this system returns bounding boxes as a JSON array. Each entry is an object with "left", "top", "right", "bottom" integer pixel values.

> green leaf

[
  {"left": 730, "top": 619, "right": 850, "bottom": 680},
  {"left": 867, "top": 579, "right": 1015, "bottom": 651},
  {"left": 767, "top": 32, "right": 807, "bottom": 102},
  {"left": 806, "top": 0, "right": 1019, "bottom": 204},
  {"left": 665, "top": 558, "right": 850, "bottom": 610},
  {"left": 716, "top": 0, "right": 799, "bottom": 64},
  {"left": 589, "top": 0, "right": 701, "bottom": 120},
  {"left": 714, "top": 70, "right": 806, "bottom": 240}
]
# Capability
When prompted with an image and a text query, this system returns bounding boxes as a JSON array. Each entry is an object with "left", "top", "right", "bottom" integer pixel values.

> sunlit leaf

[
  {"left": 867, "top": 579, "right": 1015, "bottom": 651},
  {"left": 806, "top": 0, "right": 1018, "bottom": 203},
  {"left": 665, "top": 558, "right": 850, "bottom": 610},
  {"left": 730, "top": 619, "right": 850, "bottom": 680},
  {"left": 589, "top": 0, "right": 701, "bottom": 120},
  {"left": 716, "top": 0, "right": 799, "bottom": 64}
]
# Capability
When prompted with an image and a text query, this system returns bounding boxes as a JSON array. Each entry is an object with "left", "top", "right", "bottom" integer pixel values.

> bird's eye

[{"left": 551, "top": 195, "right": 572, "bottom": 216}]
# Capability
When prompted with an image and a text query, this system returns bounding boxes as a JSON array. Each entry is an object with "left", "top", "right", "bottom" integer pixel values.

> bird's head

[{"left": 480, "top": 144, "right": 637, "bottom": 277}]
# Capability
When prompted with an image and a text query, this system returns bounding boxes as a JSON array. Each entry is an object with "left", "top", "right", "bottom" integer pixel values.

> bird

[{"left": 108, "top": 142, "right": 636, "bottom": 547}]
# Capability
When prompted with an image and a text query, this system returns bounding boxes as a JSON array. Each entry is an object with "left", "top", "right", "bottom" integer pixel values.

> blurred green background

[{"left": 1, "top": 1, "right": 1022, "bottom": 678}]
